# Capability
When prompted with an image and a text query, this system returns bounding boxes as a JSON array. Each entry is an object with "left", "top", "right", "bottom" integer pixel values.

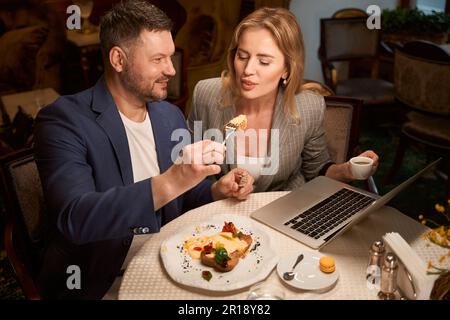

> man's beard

[{"left": 121, "top": 64, "right": 169, "bottom": 102}]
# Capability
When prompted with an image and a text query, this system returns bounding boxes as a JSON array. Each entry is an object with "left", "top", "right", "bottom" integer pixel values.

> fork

[{"left": 222, "top": 127, "right": 237, "bottom": 145}]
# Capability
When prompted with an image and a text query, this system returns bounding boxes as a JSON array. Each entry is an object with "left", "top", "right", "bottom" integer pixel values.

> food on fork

[
  {"left": 319, "top": 256, "right": 336, "bottom": 273},
  {"left": 183, "top": 222, "right": 253, "bottom": 272},
  {"left": 222, "top": 115, "right": 247, "bottom": 145},
  {"left": 225, "top": 114, "right": 248, "bottom": 130}
]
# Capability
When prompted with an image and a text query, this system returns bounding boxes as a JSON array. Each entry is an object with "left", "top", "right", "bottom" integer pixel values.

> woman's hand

[
  {"left": 325, "top": 150, "right": 380, "bottom": 182},
  {"left": 211, "top": 168, "right": 254, "bottom": 201},
  {"left": 356, "top": 150, "right": 379, "bottom": 177}
]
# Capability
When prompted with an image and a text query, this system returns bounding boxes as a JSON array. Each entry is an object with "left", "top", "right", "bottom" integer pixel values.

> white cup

[{"left": 349, "top": 156, "right": 374, "bottom": 180}]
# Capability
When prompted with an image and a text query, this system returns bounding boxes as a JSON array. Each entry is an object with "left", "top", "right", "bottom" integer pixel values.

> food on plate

[
  {"left": 225, "top": 114, "right": 247, "bottom": 130},
  {"left": 201, "top": 270, "right": 212, "bottom": 281},
  {"left": 183, "top": 222, "right": 252, "bottom": 272},
  {"left": 319, "top": 256, "right": 336, "bottom": 273}
]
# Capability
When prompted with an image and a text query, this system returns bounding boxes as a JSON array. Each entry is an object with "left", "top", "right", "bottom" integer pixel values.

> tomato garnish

[
  {"left": 222, "top": 221, "right": 238, "bottom": 234},
  {"left": 203, "top": 242, "right": 213, "bottom": 254}
]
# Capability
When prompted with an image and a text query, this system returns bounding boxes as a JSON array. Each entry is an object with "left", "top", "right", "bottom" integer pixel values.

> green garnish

[
  {"left": 202, "top": 270, "right": 212, "bottom": 281},
  {"left": 214, "top": 247, "right": 231, "bottom": 266}
]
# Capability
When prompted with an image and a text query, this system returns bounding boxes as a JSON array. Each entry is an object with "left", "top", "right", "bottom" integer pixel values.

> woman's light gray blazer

[{"left": 188, "top": 77, "right": 331, "bottom": 192}]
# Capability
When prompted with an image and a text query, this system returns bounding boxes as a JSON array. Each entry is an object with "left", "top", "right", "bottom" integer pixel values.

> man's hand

[
  {"left": 152, "top": 140, "right": 225, "bottom": 210},
  {"left": 212, "top": 168, "right": 254, "bottom": 201},
  {"left": 174, "top": 140, "right": 225, "bottom": 181}
]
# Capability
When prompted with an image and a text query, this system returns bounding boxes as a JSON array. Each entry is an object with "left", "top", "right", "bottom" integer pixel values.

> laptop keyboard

[{"left": 283, "top": 188, "right": 374, "bottom": 240}]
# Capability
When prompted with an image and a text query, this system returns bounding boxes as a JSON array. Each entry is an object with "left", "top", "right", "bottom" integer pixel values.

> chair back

[
  {"left": 324, "top": 95, "right": 378, "bottom": 193},
  {"left": 302, "top": 80, "right": 335, "bottom": 96},
  {"left": 394, "top": 45, "right": 450, "bottom": 116},
  {"left": 323, "top": 96, "right": 363, "bottom": 163},
  {"left": 332, "top": 8, "right": 368, "bottom": 18},
  {"left": 320, "top": 17, "right": 380, "bottom": 62},
  {"left": 318, "top": 16, "right": 383, "bottom": 93},
  {"left": 402, "top": 41, "right": 450, "bottom": 62},
  {"left": 1, "top": 148, "right": 47, "bottom": 299}
]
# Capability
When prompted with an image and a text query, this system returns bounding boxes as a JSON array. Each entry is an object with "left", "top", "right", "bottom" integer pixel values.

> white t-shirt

[{"left": 118, "top": 111, "right": 160, "bottom": 182}]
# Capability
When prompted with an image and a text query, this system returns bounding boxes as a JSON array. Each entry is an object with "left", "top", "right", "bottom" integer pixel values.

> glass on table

[{"left": 246, "top": 281, "right": 286, "bottom": 300}]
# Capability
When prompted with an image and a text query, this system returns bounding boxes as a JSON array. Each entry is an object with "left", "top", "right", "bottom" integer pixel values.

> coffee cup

[{"left": 350, "top": 156, "right": 374, "bottom": 180}]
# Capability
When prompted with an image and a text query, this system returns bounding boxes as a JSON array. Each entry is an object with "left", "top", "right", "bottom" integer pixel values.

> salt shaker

[
  {"left": 368, "top": 240, "right": 385, "bottom": 268},
  {"left": 366, "top": 240, "right": 385, "bottom": 289},
  {"left": 378, "top": 253, "right": 399, "bottom": 300}
]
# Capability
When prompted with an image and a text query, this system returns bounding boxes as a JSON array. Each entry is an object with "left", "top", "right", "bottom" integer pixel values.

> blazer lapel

[
  {"left": 147, "top": 102, "right": 172, "bottom": 172},
  {"left": 256, "top": 90, "right": 291, "bottom": 191},
  {"left": 91, "top": 79, "right": 134, "bottom": 185},
  {"left": 270, "top": 88, "right": 291, "bottom": 159}
]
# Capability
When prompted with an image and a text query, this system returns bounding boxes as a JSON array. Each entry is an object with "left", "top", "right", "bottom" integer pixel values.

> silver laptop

[{"left": 251, "top": 158, "right": 441, "bottom": 250}]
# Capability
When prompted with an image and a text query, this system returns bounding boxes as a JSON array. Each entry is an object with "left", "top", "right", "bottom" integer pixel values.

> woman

[{"left": 188, "top": 7, "right": 378, "bottom": 192}]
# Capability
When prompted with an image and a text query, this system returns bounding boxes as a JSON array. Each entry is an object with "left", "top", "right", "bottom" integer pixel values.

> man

[{"left": 33, "top": 0, "right": 253, "bottom": 299}]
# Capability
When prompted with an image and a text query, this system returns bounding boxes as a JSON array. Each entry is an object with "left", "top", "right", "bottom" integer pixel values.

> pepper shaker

[
  {"left": 368, "top": 240, "right": 385, "bottom": 268},
  {"left": 378, "top": 253, "right": 399, "bottom": 300}
]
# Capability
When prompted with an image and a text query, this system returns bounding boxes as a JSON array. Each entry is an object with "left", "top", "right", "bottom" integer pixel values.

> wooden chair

[
  {"left": 385, "top": 42, "right": 450, "bottom": 197},
  {"left": 301, "top": 81, "right": 364, "bottom": 163},
  {"left": 301, "top": 80, "right": 378, "bottom": 192},
  {"left": 323, "top": 94, "right": 378, "bottom": 194},
  {"left": 318, "top": 13, "right": 394, "bottom": 106},
  {"left": 302, "top": 79, "right": 335, "bottom": 96},
  {"left": 1, "top": 148, "right": 47, "bottom": 299},
  {"left": 323, "top": 96, "right": 362, "bottom": 164},
  {"left": 332, "top": 8, "right": 368, "bottom": 18}
]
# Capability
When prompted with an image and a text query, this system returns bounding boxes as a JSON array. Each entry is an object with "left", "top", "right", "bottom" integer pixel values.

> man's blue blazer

[{"left": 33, "top": 78, "right": 212, "bottom": 299}]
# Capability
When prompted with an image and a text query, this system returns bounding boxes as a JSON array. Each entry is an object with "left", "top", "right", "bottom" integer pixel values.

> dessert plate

[{"left": 277, "top": 251, "right": 339, "bottom": 290}]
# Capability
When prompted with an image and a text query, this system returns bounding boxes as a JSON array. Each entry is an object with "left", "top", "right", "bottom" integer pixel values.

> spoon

[{"left": 283, "top": 254, "right": 304, "bottom": 281}]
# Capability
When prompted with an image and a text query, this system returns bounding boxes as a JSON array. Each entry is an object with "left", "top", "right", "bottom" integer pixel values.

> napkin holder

[
  {"left": 382, "top": 233, "right": 437, "bottom": 300},
  {"left": 391, "top": 254, "right": 417, "bottom": 300}
]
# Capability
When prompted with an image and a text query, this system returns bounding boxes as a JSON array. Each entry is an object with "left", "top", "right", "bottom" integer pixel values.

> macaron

[{"left": 319, "top": 256, "right": 336, "bottom": 273}]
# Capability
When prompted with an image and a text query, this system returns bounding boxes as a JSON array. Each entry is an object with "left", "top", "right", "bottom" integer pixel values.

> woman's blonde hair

[{"left": 220, "top": 7, "right": 305, "bottom": 121}]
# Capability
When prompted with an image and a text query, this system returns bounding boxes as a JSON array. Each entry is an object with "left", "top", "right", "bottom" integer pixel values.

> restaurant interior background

[{"left": 0, "top": 0, "right": 449, "bottom": 299}]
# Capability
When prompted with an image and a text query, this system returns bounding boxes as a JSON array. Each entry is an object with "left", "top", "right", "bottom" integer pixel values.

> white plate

[
  {"left": 277, "top": 251, "right": 339, "bottom": 290},
  {"left": 160, "top": 214, "right": 278, "bottom": 292}
]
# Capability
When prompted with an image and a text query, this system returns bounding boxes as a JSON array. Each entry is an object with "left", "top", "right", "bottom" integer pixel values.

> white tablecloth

[{"left": 119, "top": 192, "right": 445, "bottom": 300}]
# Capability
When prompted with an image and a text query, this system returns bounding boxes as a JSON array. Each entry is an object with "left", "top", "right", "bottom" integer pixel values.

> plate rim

[{"left": 160, "top": 214, "right": 279, "bottom": 292}]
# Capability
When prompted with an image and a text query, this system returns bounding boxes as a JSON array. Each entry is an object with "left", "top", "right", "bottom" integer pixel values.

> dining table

[{"left": 118, "top": 191, "right": 446, "bottom": 300}]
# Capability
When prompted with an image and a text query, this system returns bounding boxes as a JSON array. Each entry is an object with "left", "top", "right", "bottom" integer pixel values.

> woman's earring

[{"left": 282, "top": 78, "right": 287, "bottom": 86}]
